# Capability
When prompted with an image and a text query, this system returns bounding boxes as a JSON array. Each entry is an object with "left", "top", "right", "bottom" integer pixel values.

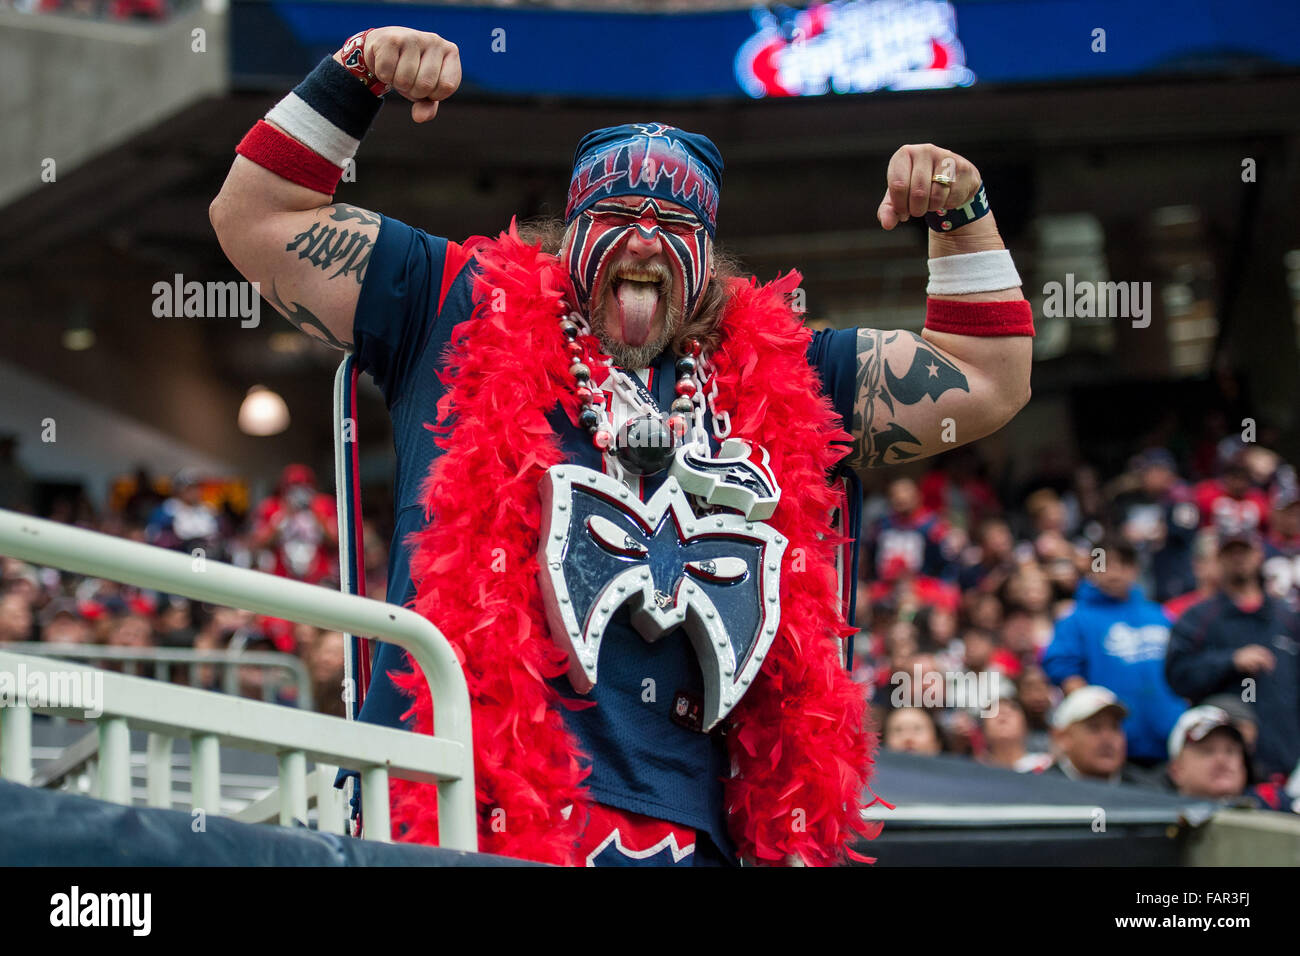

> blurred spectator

[
  {"left": 915, "top": 604, "right": 958, "bottom": 659},
  {"left": 232, "top": 632, "right": 292, "bottom": 702},
  {"left": 250, "top": 464, "right": 339, "bottom": 585},
  {"left": 1068, "top": 465, "right": 1107, "bottom": 543},
  {"left": 1193, "top": 452, "right": 1269, "bottom": 535},
  {"left": 980, "top": 692, "right": 1051, "bottom": 773},
  {"left": 191, "top": 605, "right": 252, "bottom": 689},
  {"left": 1263, "top": 482, "right": 1300, "bottom": 611},
  {"left": 967, "top": 591, "right": 1003, "bottom": 632},
  {"left": 1165, "top": 706, "right": 1249, "bottom": 800},
  {"left": 1023, "top": 487, "right": 1069, "bottom": 539},
  {"left": 1042, "top": 537, "right": 1186, "bottom": 765},
  {"left": 1003, "top": 564, "right": 1053, "bottom": 616},
  {"left": 865, "top": 477, "right": 957, "bottom": 582},
  {"left": 39, "top": 598, "right": 92, "bottom": 645},
  {"left": 881, "top": 706, "right": 943, "bottom": 756},
  {"left": 1, "top": 559, "right": 41, "bottom": 600},
  {"left": 1044, "top": 685, "right": 1149, "bottom": 783},
  {"left": 1016, "top": 665, "right": 1056, "bottom": 753},
  {"left": 1163, "top": 528, "right": 1220, "bottom": 621},
  {"left": 1113, "top": 448, "right": 1201, "bottom": 601},
  {"left": 154, "top": 596, "right": 195, "bottom": 648},
  {"left": 103, "top": 612, "right": 155, "bottom": 676},
  {"left": 918, "top": 449, "right": 1000, "bottom": 530},
  {"left": 1164, "top": 705, "right": 1293, "bottom": 812},
  {"left": 957, "top": 517, "right": 1016, "bottom": 593},
  {"left": 146, "top": 469, "right": 222, "bottom": 556},
  {"left": 995, "top": 606, "right": 1040, "bottom": 675},
  {"left": 961, "top": 627, "right": 995, "bottom": 674},
  {"left": 0, "top": 591, "right": 34, "bottom": 643},
  {"left": 1166, "top": 530, "right": 1300, "bottom": 780},
  {"left": 305, "top": 629, "right": 347, "bottom": 718},
  {"left": 120, "top": 467, "right": 166, "bottom": 527},
  {"left": 1200, "top": 692, "right": 1259, "bottom": 746}
]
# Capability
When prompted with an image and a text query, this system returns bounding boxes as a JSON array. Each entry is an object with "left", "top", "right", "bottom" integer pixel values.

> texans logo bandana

[{"left": 563, "top": 123, "right": 723, "bottom": 319}]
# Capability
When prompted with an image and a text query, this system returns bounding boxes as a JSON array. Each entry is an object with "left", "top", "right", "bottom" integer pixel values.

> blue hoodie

[{"left": 1043, "top": 581, "right": 1188, "bottom": 761}]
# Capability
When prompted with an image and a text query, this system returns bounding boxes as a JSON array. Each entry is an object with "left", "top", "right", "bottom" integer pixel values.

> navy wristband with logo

[{"left": 925, "top": 182, "right": 991, "bottom": 233}]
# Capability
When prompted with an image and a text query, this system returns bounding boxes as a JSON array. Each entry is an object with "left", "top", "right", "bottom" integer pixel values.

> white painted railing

[
  {"left": 0, "top": 642, "right": 314, "bottom": 709},
  {"left": 0, "top": 508, "right": 476, "bottom": 850}
]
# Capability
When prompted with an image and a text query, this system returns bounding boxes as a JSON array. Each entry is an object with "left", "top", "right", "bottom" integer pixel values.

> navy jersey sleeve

[
  {"left": 352, "top": 215, "right": 450, "bottom": 406},
  {"left": 805, "top": 326, "right": 859, "bottom": 435}
]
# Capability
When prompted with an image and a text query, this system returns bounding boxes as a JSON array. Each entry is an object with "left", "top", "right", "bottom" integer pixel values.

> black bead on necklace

[{"left": 558, "top": 304, "right": 704, "bottom": 477}]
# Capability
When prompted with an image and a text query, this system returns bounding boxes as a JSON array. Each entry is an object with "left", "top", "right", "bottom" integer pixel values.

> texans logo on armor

[
  {"left": 669, "top": 438, "right": 781, "bottom": 521},
  {"left": 537, "top": 465, "right": 787, "bottom": 730}
]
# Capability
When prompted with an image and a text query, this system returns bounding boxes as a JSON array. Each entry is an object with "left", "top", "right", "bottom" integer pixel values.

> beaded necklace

[{"left": 557, "top": 303, "right": 727, "bottom": 485}]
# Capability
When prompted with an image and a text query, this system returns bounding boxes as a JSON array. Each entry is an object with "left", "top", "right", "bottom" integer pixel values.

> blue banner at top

[{"left": 231, "top": 0, "right": 1300, "bottom": 100}]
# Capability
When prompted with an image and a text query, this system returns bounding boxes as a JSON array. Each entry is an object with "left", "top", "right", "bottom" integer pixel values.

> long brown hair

[{"left": 516, "top": 217, "right": 744, "bottom": 358}]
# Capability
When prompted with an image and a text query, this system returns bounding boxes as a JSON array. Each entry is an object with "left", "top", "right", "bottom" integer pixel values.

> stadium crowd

[
  {"left": 855, "top": 434, "right": 1300, "bottom": 813},
  {"left": 1, "top": 426, "right": 1298, "bottom": 814},
  {"left": 0, "top": 462, "right": 379, "bottom": 719}
]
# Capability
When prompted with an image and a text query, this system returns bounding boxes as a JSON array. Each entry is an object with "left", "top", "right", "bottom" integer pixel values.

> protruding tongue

[{"left": 614, "top": 281, "right": 660, "bottom": 346}]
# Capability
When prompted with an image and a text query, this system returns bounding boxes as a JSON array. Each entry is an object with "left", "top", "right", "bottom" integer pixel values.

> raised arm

[
  {"left": 208, "top": 27, "right": 461, "bottom": 350},
  {"left": 844, "top": 145, "right": 1033, "bottom": 471}
]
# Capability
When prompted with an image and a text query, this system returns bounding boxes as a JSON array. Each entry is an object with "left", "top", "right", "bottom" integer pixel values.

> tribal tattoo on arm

[
  {"left": 265, "top": 277, "right": 353, "bottom": 350},
  {"left": 846, "top": 329, "right": 970, "bottom": 470},
  {"left": 285, "top": 204, "right": 379, "bottom": 284}
]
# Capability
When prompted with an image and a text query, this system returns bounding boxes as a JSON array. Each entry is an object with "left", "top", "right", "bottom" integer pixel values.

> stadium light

[
  {"left": 62, "top": 308, "right": 95, "bottom": 351},
  {"left": 238, "top": 385, "right": 290, "bottom": 436}
]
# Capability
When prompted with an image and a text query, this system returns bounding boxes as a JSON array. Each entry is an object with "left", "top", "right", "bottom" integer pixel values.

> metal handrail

[
  {"left": 0, "top": 508, "right": 475, "bottom": 850},
  {"left": 0, "top": 643, "right": 314, "bottom": 710}
]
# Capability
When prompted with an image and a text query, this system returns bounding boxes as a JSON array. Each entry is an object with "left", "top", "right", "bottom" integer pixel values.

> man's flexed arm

[
  {"left": 845, "top": 145, "right": 1033, "bottom": 471},
  {"left": 208, "top": 28, "right": 461, "bottom": 349}
]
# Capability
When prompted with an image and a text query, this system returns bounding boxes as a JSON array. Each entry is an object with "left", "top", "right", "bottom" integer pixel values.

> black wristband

[
  {"left": 292, "top": 56, "right": 385, "bottom": 142},
  {"left": 925, "top": 182, "right": 991, "bottom": 234}
]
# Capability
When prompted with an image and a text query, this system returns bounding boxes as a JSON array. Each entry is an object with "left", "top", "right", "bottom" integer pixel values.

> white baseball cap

[
  {"left": 1167, "top": 705, "right": 1243, "bottom": 760},
  {"left": 1051, "top": 685, "right": 1129, "bottom": 730}
]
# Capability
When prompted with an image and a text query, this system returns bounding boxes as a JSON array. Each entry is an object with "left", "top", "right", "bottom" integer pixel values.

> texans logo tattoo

[{"left": 884, "top": 347, "right": 969, "bottom": 405}]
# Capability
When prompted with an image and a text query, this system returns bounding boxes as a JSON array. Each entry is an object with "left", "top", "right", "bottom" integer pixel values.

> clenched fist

[
  {"left": 876, "top": 144, "right": 981, "bottom": 230},
  {"left": 338, "top": 27, "right": 461, "bottom": 123}
]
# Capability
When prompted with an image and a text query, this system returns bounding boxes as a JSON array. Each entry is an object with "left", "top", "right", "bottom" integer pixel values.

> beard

[
  {"left": 1223, "top": 568, "right": 1257, "bottom": 588},
  {"left": 588, "top": 265, "right": 686, "bottom": 370}
]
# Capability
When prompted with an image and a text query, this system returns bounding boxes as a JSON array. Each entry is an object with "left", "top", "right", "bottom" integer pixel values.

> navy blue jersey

[{"left": 351, "top": 215, "right": 860, "bottom": 862}]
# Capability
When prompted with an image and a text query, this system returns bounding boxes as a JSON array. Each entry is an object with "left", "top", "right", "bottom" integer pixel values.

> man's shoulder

[
  {"left": 1176, "top": 591, "right": 1223, "bottom": 623},
  {"left": 1265, "top": 595, "right": 1300, "bottom": 628},
  {"left": 1133, "top": 597, "right": 1173, "bottom": 624}
]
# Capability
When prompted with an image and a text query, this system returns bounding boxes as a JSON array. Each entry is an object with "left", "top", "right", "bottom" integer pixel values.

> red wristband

[
  {"left": 924, "top": 298, "right": 1035, "bottom": 337},
  {"left": 236, "top": 120, "right": 343, "bottom": 196},
  {"left": 339, "top": 30, "right": 390, "bottom": 97}
]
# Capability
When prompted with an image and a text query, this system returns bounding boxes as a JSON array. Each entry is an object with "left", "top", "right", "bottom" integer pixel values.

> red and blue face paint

[
  {"left": 563, "top": 198, "right": 712, "bottom": 330},
  {"left": 562, "top": 124, "right": 723, "bottom": 326}
]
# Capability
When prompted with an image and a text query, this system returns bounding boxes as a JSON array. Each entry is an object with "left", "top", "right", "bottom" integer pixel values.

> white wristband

[
  {"left": 266, "top": 92, "right": 359, "bottom": 169},
  {"left": 926, "top": 249, "right": 1022, "bottom": 296}
]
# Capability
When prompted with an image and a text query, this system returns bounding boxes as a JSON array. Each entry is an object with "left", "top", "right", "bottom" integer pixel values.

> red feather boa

[{"left": 388, "top": 222, "right": 883, "bottom": 865}]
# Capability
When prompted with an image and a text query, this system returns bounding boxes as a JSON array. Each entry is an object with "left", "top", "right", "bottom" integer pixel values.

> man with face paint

[{"left": 211, "top": 28, "right": 1033, "bottom": 866}]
